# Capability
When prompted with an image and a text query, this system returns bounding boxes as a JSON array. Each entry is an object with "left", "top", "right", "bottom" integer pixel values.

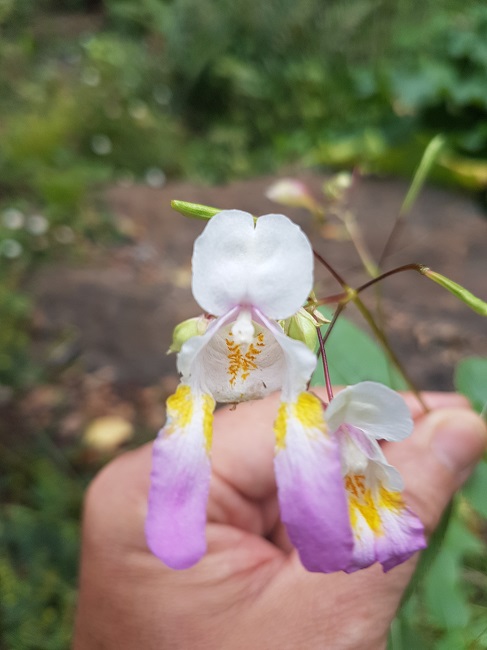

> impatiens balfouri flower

[
  {"left": 146, "top": 209, "right": 426, "bottom": 573},
  {"left": 275, "top": 381, "right": 426, "bottom": 572}
]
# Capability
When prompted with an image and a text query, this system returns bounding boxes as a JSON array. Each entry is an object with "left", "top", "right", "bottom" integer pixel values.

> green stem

[
  {"left": 353, "top": 296, "right": 429, "bottom": 412},
  {"left": 342, "top": 212, "right": 380, "bottom": 278}
]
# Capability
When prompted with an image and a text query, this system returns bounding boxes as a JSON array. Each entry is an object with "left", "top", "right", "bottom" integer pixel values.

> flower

[
  {"left": 146, "top": 209, "right": 425, "bottom": 573},
  {"left": 146, "top": 209, "right": 319, "bottom": 569},
  {"left": 275, "top": 381, "right": 426, "bottom": 573},
  {"left": 266, "top": 178, "right": 318, "bottom": 211}
]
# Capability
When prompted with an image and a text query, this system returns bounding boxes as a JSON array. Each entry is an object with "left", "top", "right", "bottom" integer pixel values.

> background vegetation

[{"left": 0, "top": 1, "right": 486, "bottom": 648}]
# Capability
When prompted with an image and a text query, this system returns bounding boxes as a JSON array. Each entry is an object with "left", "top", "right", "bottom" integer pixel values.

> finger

[
  {"left": 261, "top": 405, "right": 487, "bottom": 649},
  {"left": 81, "top": 444, "right": 153, "bottom": 553},
  {"left": 207, "top": 394, "right": 281, "bottom": 535},
  {"left": 206, "top": 391, "right": 472, "bottom": 537},
  {"left": 210, "top": 390, "right": 470, "bottom": 501},
  {"left": 384, "top": 406, "right": 487, "bottom": 535},
  {"left": 402, "top": 391, "right": 471, "bottom": 420}
]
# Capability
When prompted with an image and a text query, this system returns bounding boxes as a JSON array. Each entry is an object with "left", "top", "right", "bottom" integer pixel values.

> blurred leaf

[
  {"left": 462, "top": 460, "right": 487, "bottom": 518},
  {"left": 424, "top": 547, "right": 469, "bottom": 629},
  {"left": 455, "top": 357, "right": 487, "bottom": 413},
  {"left": 401, "top": 501, "right": 454, "bottom": 606}
]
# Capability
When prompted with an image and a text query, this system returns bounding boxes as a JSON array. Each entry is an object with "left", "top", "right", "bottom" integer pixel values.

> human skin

[{"left": 73, "top": 391, "right": 486, "bottom": 650}]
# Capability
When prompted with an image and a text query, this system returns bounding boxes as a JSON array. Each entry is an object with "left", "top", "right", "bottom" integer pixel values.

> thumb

[{"left": 385, "top": 407, "right": 487, "bottom": 536}]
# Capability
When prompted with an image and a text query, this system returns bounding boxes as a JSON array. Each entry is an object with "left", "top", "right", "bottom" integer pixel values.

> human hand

[{"left": 73, "top": 391, "right": 486, "bottom": 650}]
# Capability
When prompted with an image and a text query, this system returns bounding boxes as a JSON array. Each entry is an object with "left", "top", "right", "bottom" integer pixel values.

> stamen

[{"left": 226, "top": 331, "right": 265, "bottom": 386}]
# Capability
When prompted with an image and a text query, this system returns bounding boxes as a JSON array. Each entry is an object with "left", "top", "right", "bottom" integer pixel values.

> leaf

[
  {"left": 312, "top": 308, "right": 407, "bottom": 389},
  {"left": 401, "top": 501, "right": 454, "bottom": 606},
  {"left": 424, "top": 546, "right": 469, "bottom": 629},
  {"left": 455, "top": 357, "right": 487, "bottom": 413},
  {"left": 462, "top": 460, "right": 487, "bottom": 518}
]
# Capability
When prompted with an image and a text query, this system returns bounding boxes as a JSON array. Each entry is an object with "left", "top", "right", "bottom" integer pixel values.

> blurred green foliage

[
  {"left": 0, "top": 446, "right": 84, "bottom": 649},
  {"left": 1, "top": 2, "right": 487, "bottom": 648},
  {"left": 2, "top": 0, "right": 487, "bottom": 386}
]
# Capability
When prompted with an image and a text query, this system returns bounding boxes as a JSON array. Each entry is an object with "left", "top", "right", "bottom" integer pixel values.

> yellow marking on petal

[
  {"left": 274, "top": 402, "right": 288, "bottom": 450},
  {"left": 345, "top": 474, "right": 382, "bottom": 536},
  {"left": 202, "top": 393, "right": 216, "bottom": 453},
  {"left": 293, "top": 392, "right": 327, "bottom": 432},
  {"left": 166, "top": 385, "right": 215, "bottom": 453},
  {"left": 379, "top": 486, "right": 405, "bottom": 513},
  {"left": 226, "top": 330, "right": 265, "bottom": 386},
  {"left": 166, "top": 384, "right": 193, "bottom": 430}
]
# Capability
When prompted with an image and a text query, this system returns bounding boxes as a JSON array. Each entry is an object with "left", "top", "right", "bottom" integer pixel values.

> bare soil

[{"left": 23, "top": 172, "right": 487, "bottom": 441}]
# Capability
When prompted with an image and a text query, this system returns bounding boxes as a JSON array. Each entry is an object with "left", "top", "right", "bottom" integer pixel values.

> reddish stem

[
  {"left": 313, "top": 250, "right": 347, "bottom": 288},
  {"left": 317, "top": 326, "right": 334, "bottom": 402}
]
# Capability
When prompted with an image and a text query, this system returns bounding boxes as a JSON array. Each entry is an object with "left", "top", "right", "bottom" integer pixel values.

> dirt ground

[{"left": 23, "top": 172, "right": 487, "bottom": 441}]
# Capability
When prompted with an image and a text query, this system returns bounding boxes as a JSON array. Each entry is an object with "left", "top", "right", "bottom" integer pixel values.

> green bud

[
  {"left": 421, "top": 267, "right": 487, "bottom": 316},
  {"left": 168, "top": 316, "right": 210, "bottom": 354},
  {"left": 286, "top": 309, "right": 319, "bottom": 352},
  {"left": 171, "top": 200, "right": 221, "bottom": 221}
]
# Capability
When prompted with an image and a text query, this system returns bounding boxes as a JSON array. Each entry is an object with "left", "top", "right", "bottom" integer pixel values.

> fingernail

[{"left": 430, "top": 410, "right": 487, "bottom": 473}]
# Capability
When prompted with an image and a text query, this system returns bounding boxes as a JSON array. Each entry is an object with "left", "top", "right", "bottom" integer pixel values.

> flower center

[
  {"left": 230, "top": 309, "right": 255, "bottom": 344},
  {"left": 226, "top": 329, "right": 265, "bottom": 386}
]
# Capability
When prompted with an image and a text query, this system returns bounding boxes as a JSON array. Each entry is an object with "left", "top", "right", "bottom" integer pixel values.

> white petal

[
  {"left": 340, "top": 427, "right": 404, "bottom": 491},
  {"left": 179, "top": 309, "right": 285, "bottom": 403},
  {"left": 257, "top": 311, "right": 317, "bottom": 401},
  {"left": 326, "top": 381, "right": 412, "bottom": 442},
  {"left": 192, "top": 210, "right": 313, "bottom": 319},
  {"left": 177, "top": 308, "right": 238, "bottom": 380}
]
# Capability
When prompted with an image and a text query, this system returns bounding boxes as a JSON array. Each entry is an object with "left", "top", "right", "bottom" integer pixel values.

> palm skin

[{"left": 74, "top": 390, "right": 486, "bottom": 650}]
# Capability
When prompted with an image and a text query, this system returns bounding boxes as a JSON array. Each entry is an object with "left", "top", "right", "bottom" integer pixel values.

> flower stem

[
  {"left": 352, "top": 296, "right": 429, "bottom": 412},
  {"left": 341, "top": 211, "right": 380, "bottom": 278},
  {"left": 355, "top": 264, "right": 424, "bottom": 295},
  {"left": 317, "top": 326, "right": 334, "bottom": 402},
  {"left": 313, "top": 250, "right": 347, "bottom": 288}
]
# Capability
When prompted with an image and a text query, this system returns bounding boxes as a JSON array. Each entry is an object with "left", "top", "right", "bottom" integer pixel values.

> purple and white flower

[{"left": 146, "top": 210, "right": 426, "bottom": 572}]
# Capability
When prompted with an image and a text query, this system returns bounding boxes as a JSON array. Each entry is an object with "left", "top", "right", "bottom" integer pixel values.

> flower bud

[
  {"left": 323, "top": 172, "right": 353, "bottom": 201},
  {"left": 285, "top": 309, "right": 319, "bottom": 352},
  {"left": 266, "top": 179, "right": 318, "bottom": 211},
  {"left": 168, "top": 316, "right": 210, "bottom": 354},
  {"left": 421, "top": 267, "right": 487, "bottom": 316},
  {"left": 171, "top": 200, "right": 221, "bottom": 221}
]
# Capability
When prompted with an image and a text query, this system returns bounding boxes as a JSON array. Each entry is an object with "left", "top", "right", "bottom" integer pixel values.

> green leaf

[
  {"left": 312, "top": 308, "right": 407, "bottom": 389},
  {"left": 424, "top": 546, "right": 469, "bottom": 629},
  {"left": 435, "top": 629, "right": 468, "bottom": 650},
  {"left": 462, "top": 460, "right": 487, "bottom": 518},
  {"left": 455, "top": 356, "right": 487, "bottom": 413},
  {"left": 401, "top": 501, "right": 454, "bottom": 606}
]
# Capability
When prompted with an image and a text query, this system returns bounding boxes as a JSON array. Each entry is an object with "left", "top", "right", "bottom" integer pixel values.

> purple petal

[
  {"left": 274, "top": 393, "right": 354, "bottom": 572},
  {"left": 376, "top": 492, "right": 426, "bottom": 572},
  {"left": 145, "top": 385, "right": 215, "bottom": 569},
  {"left": 344, "top": 477, "right": 426, "bottom": 573}
]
